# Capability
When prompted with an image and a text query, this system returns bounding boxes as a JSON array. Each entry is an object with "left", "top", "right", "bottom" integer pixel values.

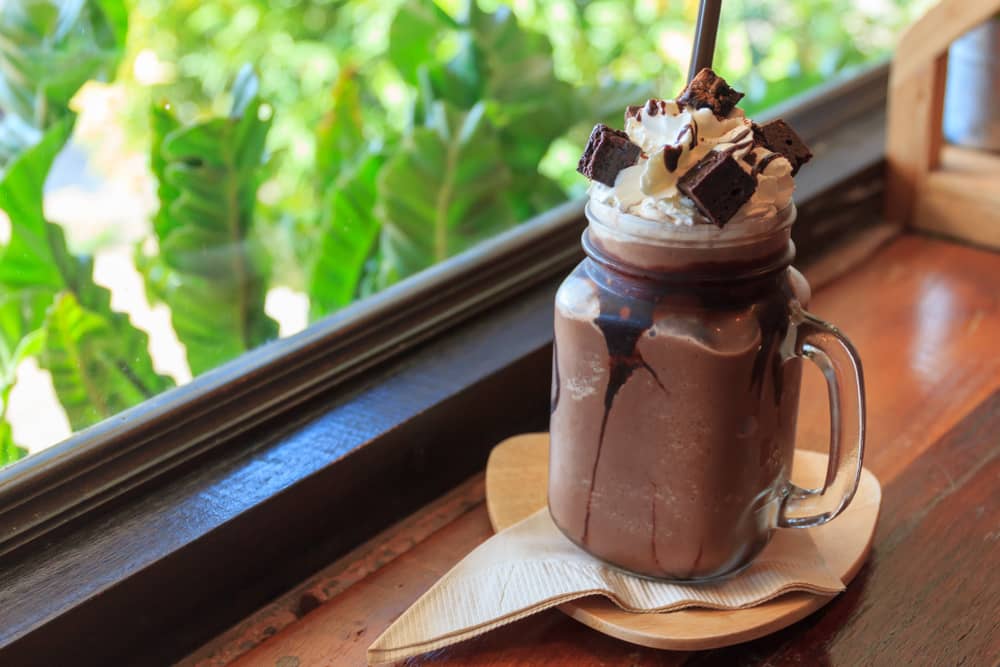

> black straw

[{"left": 688, "top": 0, "right": 723, "bottom": 81}]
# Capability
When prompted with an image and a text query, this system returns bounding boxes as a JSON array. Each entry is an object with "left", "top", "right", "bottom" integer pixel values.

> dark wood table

[{"left": 184, "top": 233, "right": 1000, "bottom": 666}]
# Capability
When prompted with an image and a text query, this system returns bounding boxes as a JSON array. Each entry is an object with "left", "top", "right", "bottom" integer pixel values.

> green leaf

[
  {"left": 0, "top": 120, "right": 174, "bottom": 433},
  {"left": 39, "top": 291, "right": 170, "bottom": 431},
  {"left": 0, "top": 291, "right": 46, "bottom": 464},
  {"left": 315, "top": 66, "right": 366, "bottom": 185},
  {"left": 0, "top": 118, "right": 74, "bottom": 292},
  {"left": 0, "top": 420, "right": 28, "bottom": 467},
  {"left": 459, "top": 5, "right": 572, "bottom": 173},
  {"left": 388, "top": 0, "right": 456, "bottom": 84},
  {"left": 308, "top": 151, "right": 385, "bottom": 320},
  {"left": 149, "top": 103, "right": 183, "bottom": 239},
  {"left": 491, "top": 91, "right": 573, "bottom": 175},
  {"left": 94, "top": 0, "right": 128, "bottom": 46},
  {"left": 506, "top": 171, "right": 566, "bottom": 221},
  {"left": 0, "top": 115, "right": 42, "bottom": 175},
  {"left": 0, "top": 120, "right": 104, "bottom": 303},
  {"left": 0, "top": 291, "right": 48, "bottom": 384},
  {"left": 0, "top": 0, "right": 128, "bottom": 168},
  {"left": 422, "top": 37, "right": 484, "bottom": 111},
  {"left": 0, "top": 294, "right": 31, "bottom": 465},
  {"left": 355, "top": 249, "right": 382, "bottom": 301},
  {"left": 145, "top": 68, "right": 279, "bottom": 375},
  {"left": 466, "top": 4, "right": 558, "bottom": 107},
  {"left": 376, "top": 101, "right": 514, "bottom": 288}
]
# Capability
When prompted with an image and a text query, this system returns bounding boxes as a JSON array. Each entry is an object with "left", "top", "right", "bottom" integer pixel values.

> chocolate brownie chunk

[
  {"left": 577, "top": 124, "right": 641, "bottom": 187},
  {"left": 625, "top": 105, "right": 642, "bottom": 122},
  {"left": 753, "top": 119, "right": 812, "bottom": 175},
  {"left": 677, "top": 150, "right": 756, "bottom": 226},
  {"left": 677, "top": 68, "right": 744, "bottom": 118}
]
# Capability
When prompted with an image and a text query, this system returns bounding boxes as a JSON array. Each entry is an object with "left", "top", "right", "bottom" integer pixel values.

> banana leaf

[
  {"left": 0, "top": 119, "right": 73, "bottom": 290},
  {"left": 316, "top": 66, "right": 366, "bottom": 188},
  {"left": 467, "top": 5, "right": 572, "bottom": 170},
  {"left": 388, "top": 0, "right": 457, "bottom": 85},
  {"left": 0, "top": 291, "right": 47, "bottom": 394},
  {"left": 0, "top": 291, "right": 46, "bottom": 465},
  {"left": 308, "top": 151, "right": 385, "bottom": 320},
  {"left": 40, "top": 291, "right": 167, "bottom": 430},
  {"left": 0, "top": 119, "right": 173, "bottom": 432},
  {"left": 0, "top": 0, "right": 127, "bottom": 170},
  {"left": 0, "top": 421, "right": 26, "bottom": 466},
  {"left": 145, "top": 66, "right": 278, "bottom": 376},
  {"left": 376, "top": 101, "right": 514, "bottom": 288}
]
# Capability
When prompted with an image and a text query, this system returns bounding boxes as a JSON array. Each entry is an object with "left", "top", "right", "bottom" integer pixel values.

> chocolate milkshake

[{"left": 549, "top": 69, "right": 864, "bottom": 580}]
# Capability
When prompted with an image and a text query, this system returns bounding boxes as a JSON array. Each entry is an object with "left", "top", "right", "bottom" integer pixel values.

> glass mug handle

[{"left": 779, "top": 306, "right": 866, "bottom": 528}]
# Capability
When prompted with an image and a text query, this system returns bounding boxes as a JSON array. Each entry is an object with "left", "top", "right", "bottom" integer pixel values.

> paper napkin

[{"left": 368, "top": 508, "right": 843, "bottom": 664}]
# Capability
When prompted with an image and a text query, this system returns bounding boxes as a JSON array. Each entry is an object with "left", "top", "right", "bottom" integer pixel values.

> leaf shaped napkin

[{"left": 368, "top": 508, "right": 843, "bottom": 664}]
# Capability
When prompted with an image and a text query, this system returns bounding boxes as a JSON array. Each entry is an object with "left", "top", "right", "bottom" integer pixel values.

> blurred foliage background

[
  {"left": 0, "top": 0, "right": 931, "bottom": 463},
  {"left": 119, "top": 0, "right": 928, "bottom": 288}
]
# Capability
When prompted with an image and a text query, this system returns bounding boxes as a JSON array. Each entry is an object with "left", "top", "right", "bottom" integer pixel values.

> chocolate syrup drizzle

[
  {"left": 662, "top": 145, "right": 682, "bottom": 172},
  {"left": 574, "top": 239, "right": 797, "bottom": 553},
  {"left": 645, "top": 99, "right": 668, "bottom": 117},
  {"left": 727, "top": 128, "right": 751, "bottom": 146},
  {"left": 751, "top": 152, "right": 781, "bottom": 177},
  {"left": 718, "top": 129, "right": 753, "bottom": 159},
  {"left": 675, "top": 120, "right": 700, "bottom": 151},
  {"left": 749, "top": 278, "right": 795, "bottom": 408},
  {"left": 687, "top": 544, "right": 704, "bottom": 578},
  {"left": 585, "top": 275, "right": 793, "bottom": 544},
  {"left": 581, "top": 289, "right": 667, "bottom": 544},
  {"left": 650, "top": 482, "right": 667, "bottom": 571},
  {"left": 550, "top": 340, "right": 560, "bottom": 415},
  {"left": 673, "top": 125, "right": 753, "bottom": 165}
]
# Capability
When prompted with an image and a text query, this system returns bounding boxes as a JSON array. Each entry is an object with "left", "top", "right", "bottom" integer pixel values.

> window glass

[{"left": 0, "top": 0, "right": 931, "bottom": 467}]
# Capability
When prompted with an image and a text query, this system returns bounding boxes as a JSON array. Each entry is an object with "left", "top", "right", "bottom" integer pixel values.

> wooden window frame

[{"left": 0, "top": 63, "right": 889, "bottom": 666}]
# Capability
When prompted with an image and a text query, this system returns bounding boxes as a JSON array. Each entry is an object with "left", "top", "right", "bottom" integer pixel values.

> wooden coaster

[{"left": 485, "top": 433, "right": 881, "bottom": 650}]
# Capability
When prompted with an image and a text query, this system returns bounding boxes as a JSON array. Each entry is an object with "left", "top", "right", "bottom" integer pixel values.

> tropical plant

[
  {"left": 0, "top": 118, "right": 173, "bottom": 453},
  {"left": 0, "top": 0, "right": 126, "bottom": 172},
  {"left": 307, "top": 1, "right": 653, "bottom": 307},
  {"left": 139, "top": 66, "right": 278, "bottom": 375},
  {"left": 1, "top": 0, "right": 930, "bottom": 464},
  {"left": 0, "top": 0, "right": 138, "bottom": 464},
  {"left": 0, "top": 290, "right": 45, "bottom": 463}
]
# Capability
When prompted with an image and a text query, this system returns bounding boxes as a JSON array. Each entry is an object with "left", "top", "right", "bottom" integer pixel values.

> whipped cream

[{"left": 588, "top": 99, "right": 795, "bottom": 227}]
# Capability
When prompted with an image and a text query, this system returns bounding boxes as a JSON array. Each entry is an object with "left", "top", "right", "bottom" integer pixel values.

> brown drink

[{"left": 550, "top": 70, "right": 865, "bottom": 581}]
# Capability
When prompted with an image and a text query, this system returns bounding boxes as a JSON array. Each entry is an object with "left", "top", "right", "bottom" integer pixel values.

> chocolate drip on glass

[
  {"left": 582, "top": 288, "right": 666, "bottom": 544},
  {"left": 550, "top": 340, "right": 560, "bottom": 415}
]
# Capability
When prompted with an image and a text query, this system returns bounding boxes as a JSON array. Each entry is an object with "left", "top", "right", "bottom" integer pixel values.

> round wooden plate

[{"left": 485, "top": 433, "right": 881, "bottom": 650}]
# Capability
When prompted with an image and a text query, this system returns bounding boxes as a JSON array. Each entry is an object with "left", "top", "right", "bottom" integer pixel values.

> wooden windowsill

[{"left": 184, "top": 229, "right": 1000, "bottom": 666}]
